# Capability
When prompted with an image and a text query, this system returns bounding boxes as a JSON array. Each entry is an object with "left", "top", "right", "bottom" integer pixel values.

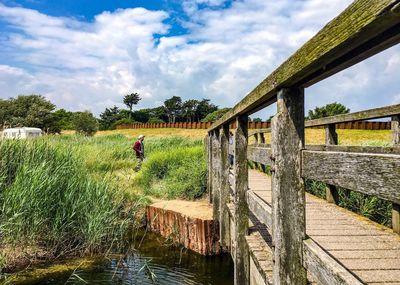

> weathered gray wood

[
  {"left": 207, "top": 134, "right": 213, "bottom": 204},
  {"left": 272, "top": 88, "right": 307, "bottom": 285},
  {"left": 247, "top": 190, "right": 272, "bottom": 229},
  {"left": 325, "top": 124, "right": 339, "bottom": 204},
  {"left": 392, "top": 204, "right": 400, "bottom": 234},
  {"left": 305, "top": 144, "right": 400, "bottom": 155},
  {"left": 303, "top": 239, "right": 363, "bottom": 285},
  {"left": 302, "top": 150, "right": 400, "bottom": 204},
  {"left": 234, "top": 115, "right": 250, "bottom": 285},
  {"left": 306, "top": 103, "right": 400, "bottom": 127},
  {"left": 246, "top": 231, "right": 273, "bottom": 285},
  {"left": 260, "top": 133, "right": 266, "bottom": 144},
  {"left": 208, "top": 0, "right": 400, "bottom": 132},
  {"left": 392, "top": 116, "right": 400, "bottom": 234},
  {"left": 247, "top": 146, "right": 272, "bottom": 166},
  {"left": 248, "top": 128, "right": 271, "bottom": 138},
  {"left": 220, "top": 124, "right": 231, "bottom": 249},
  {"left": 393, "top": 115, "right": 400, "bottom": 145},
  {"left": 211, "top": 130, "right": 221, "bottom": 221}
]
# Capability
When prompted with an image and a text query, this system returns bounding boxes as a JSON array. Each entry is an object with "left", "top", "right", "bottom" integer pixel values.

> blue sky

[{"left": 1, "top": 0, "right": 399, "bottom": 117}]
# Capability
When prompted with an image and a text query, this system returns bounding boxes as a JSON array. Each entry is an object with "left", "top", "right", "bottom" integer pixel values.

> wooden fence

[
  {"left": 207, "top": 1, "right": 400, "bottom": 284},
  {"left": 116, "top": 120, "right": 391, "bottom": 130}
]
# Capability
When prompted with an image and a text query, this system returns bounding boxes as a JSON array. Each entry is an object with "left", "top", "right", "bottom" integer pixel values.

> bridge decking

[{"left": 248, "top": 169, "right": 400, "bottom": 284}]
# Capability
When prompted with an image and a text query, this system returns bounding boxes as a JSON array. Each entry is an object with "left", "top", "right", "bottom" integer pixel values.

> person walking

[{"left": 133, "top": 134, "right": 145, "bottom": 172}]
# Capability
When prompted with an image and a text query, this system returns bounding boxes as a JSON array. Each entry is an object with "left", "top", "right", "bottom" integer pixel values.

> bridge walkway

[{"left": 248, "top": 169, "right": 400, "bottom": 284}]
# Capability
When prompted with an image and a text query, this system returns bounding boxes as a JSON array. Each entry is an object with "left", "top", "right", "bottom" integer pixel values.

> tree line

[{"left": 0, "top": 93, "right": 350, "bottom": 136}]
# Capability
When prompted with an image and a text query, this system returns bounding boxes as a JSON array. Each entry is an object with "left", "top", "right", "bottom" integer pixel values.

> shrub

[{"left": 73, "top": 111, "right": 98, "bottom": 136}]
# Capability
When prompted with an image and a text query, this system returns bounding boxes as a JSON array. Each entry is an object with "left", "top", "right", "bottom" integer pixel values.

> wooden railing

[{"left": 207, "top": 1, "right": 400, "bottom": 284}]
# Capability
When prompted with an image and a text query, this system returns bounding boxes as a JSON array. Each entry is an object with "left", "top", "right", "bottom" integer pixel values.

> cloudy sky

[{"left": 0, "top": 0, "right": 399, "bottom": 117}]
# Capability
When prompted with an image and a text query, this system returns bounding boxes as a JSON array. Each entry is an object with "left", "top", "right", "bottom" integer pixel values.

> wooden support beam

[
  {"left": 325, "top": 124, "right": 339, "bottom": 204},
  {"left": 392, "top": 115, "right": 400, "bottom": 234},
  {"left": 212, "top": 129, "right": 221, "bottom": 222},
  {"left": 260, "top": 133, "right": 266, "bottom": 144},
  {"left": 234, "top": 115, "right": 250, "bottom": 285},
  {"left": 220, "top": 124, "right": 231, "bottom": 250},
  {"left": 207, "top": 133, "right": 213, "bottom": 204},
  {"left": 272, "top": 88, "right": 307, "bottom": 285}
]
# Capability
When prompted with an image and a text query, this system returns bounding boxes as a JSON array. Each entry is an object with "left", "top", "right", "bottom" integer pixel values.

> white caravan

[{"left": 2, "top": 127, "right": 42, "bottom": 139}]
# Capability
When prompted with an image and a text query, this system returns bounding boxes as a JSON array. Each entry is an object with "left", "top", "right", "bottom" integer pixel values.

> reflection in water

[{"left": 13, "top": 231, "right": 234, "bottom": 285}]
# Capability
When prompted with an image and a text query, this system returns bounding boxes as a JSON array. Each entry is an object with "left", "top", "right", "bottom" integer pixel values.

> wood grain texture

[
  {"left": 220, "top": 124, "right": 231, "bottom": 249},
  {"left": 303, "top": 239, "right": 363, "bottom": 285},
  {"left": 248, "top": 146, "right": 272, "bottom": 166},
  {"left": 208, "top": 0, "right": 400, "bottom": 131},
  {"left": 211, "top": 130, "right": 221, "bottom": 221},
  {"left": 325, "top": 124, "right": 339, "bottom": 204},
  {"left": 247, "top": 190, "right": 272, "bottom": 230},
  {"left": 234, "top": 115, "right": 250, "bottom": 285},
  {"left": 306, "top": 103, "right": 400, "bottom": 127},
  {"left": 302, "top": 150, "right": 400, "bottom": 204},
  {"left": 272, "top": 88, "right": 307, "bottom": 285},
  {"left": 207, "top": 134, "right": 213, "bottom": 204},
  {"left": 305, "top": 144, "right": 400, "bottom": 155}
]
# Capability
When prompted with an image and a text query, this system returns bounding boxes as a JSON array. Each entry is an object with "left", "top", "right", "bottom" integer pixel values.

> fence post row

[
  {"left": 325, "top": 124, "right": 339, "bottom": 204},
  {"left": 219, "top": 124, "right": 231, "bottom": 251},
  {"left": 272, "top": 88, "right": 307, "bottom": 285},
  {"left": 392, "top": 115, "right": 400, "bottom": 234},
  {"left": 234, "top": 115, "right": 250, "bottom": 284}
]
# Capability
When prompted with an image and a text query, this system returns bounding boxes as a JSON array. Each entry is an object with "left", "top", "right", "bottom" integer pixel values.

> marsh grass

[{"left": 0, "top": 139, "right": 145, "bottom": 265}]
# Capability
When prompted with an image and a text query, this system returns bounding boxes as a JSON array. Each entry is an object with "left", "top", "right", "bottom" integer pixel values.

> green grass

[{"left": 0, "top": 139, "right": 145, "bottom": 263}]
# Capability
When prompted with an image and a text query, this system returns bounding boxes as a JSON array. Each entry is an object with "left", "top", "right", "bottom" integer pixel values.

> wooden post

[
  {"left": 212, "top": 129, "right": 221, "bottom": 221},
  {"left": 220, "top": 124, "right": 231, "bottom": 250},
  {"left": 260, "top": 132, "right": 266, "bottom": 144},
  {"left": 272, "top": 88, "right": 307, "bottom": 285},
  {"left": 207, "top": 133, "right": 213, "bottom": 204},
  {"left": 392, "top": 115, "right": 400, "bottom": 234},
  {"left": 325, "top": 124, "right": 339, "bottom": 204},
  {"left": 234, "top": 115, "right": 249, "bottom": 285}
]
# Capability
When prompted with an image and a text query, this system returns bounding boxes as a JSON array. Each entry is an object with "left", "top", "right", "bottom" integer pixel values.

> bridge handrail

[{"left": 208, "top": 0, "right": 400, "bottom": 132}]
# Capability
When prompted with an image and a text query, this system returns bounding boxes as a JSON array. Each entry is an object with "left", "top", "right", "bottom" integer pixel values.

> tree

[
  {"left": 123, "top": 93, "right": 141, "bottom": 119},
  {"left": 307, "top": 102, "right": 350, "bottom": 120},
  {"left": 99, "top": 106, "right": 123, "bottom": 130},
  {"left": 202, "top": 108, "right": 231, "bottom": 122},
  {"left": 182, "top": 99, "right": 199, "bottom": 122},
  {"left": 195, "top": 99, "right": 218, "bottom": 122},
  {"left": 252, "top": 117, "right": 262, "bottom": 123},
  {"left": 73, "top": 111, "right": 98, "bottom": 136},
  {"left": 164, "top": 96, "right": 182, "bottom": 123}
]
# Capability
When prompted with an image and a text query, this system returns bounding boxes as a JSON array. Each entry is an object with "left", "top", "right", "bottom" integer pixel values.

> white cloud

[{"left": 1, "top": 0, "right": 399, "bottom": 116}]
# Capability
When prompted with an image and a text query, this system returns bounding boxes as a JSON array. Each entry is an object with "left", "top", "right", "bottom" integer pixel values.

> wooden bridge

[{"left": 206, "top": 1, "right": 400, "bottom": 284}]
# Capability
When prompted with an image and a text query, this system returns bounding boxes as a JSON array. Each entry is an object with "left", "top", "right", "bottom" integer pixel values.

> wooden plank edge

[
  {"left": 303, "top": 238, "right": 364, "bottom": 285},
  {"left": 247, "top": 190, "right": 272, "bottom": 229}
]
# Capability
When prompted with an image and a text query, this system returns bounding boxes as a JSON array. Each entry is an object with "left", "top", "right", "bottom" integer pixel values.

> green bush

[{"left": 134, "top": 141, "right": 207, "bottom": 200}]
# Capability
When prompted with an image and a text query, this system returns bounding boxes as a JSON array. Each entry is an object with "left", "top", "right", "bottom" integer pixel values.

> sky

[{"left": 0, "top": 0, "right": 399, "bottom": 117}]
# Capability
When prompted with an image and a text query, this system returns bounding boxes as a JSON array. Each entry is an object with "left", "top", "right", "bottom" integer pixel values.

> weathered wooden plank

[
  {"left": 207, "top": 134, "right": 213, "bottom": 203},
  {"left": 234, "top": 115, "right": 250, "bottom": 285},
  {"left": 208, "top": 1, "right": 400, "bottom": 131},
  {"left": 305, "top": 144, "right": 400, "bottom": 155},
  {"left": 220, "top": 124, "right": 231, "bottom": 250},
  {"left": 306, "top": 103, "right": 400, "bottom": 127},
  {"left": 248, "top": 128, "right": 271, "bottom": 137},
  {"left": 392, "top": 115, "right": 400, "bottom": 234},
  {"left": 211, "top": 130, "right": 221, "bottom": 221},
  {"left": 246, "top": 231, "right": 273, "bottom": 285},
  {"left": 272, "top": 88, "right": 307, "bottom": 285},
  {"left": 247, "top": 146, "right": 272, "bottom": 166},
  {"left": 303, "top": 239, "right": 363, "bottom": 285},
  {"left": 325, "top": 124, "right": 339, "bottom": 204},
  {"left": 247, "top": 190, "right": 272, "bottom": 229},
  {"left": 329, "top": 249, "right": 400, "bottom": 259},
  {"left": 302, "top": 150, "right": 400, "bottom": 204},
  {"left": 340, "top": 258, "right": 400, "bottom": 270},
  {"left": 352, "top": 269, "right": 400, "bottom": 283}
]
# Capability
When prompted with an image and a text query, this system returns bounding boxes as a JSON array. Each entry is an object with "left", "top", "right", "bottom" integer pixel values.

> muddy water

[{"left": 7, "top": 231, "right": 234, "bottom": 285}]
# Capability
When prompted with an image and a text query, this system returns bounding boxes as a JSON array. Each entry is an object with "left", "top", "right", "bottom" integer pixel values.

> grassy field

[{"left": 0, "top": 128, "right": 394, "bottom": 276}]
